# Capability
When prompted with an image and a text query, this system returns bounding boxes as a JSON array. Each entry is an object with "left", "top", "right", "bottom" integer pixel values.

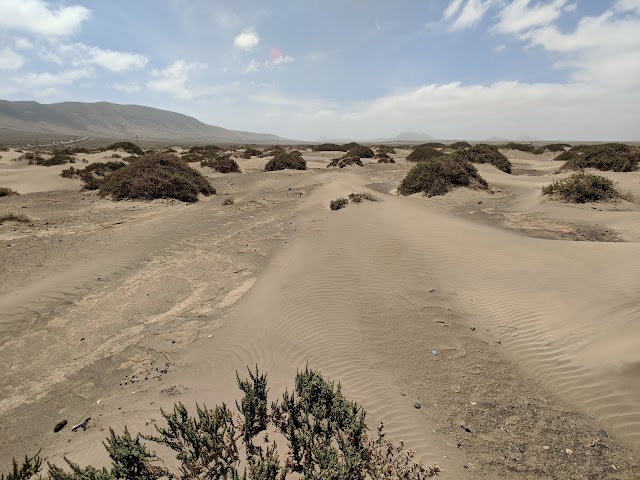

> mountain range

[{"left": 0, "top": 100, "right": 287, "bottom": 144}]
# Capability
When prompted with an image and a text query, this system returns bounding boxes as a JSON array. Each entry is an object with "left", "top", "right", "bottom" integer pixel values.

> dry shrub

[
  {"left": 543, "top": 143, "right": 571, "bottom": 152},
  {"left": 406, "top": 145, "right": 441, "bottom": 162},
  {"left": 0, "top": 187, "right": 20, "bottom": 197},
  {"left": 0, "top": 213, "right": 31, "bottom": 224},
  {"left": 448, "top": 141, "right": 471, "bottom": 150},
  {"left": 348, "top": 192, "right": 378, "bottom": 203},
  {"left": 265, "top": 151, "right": 307, "bottom": 171},
  {"left": 346, "top": 145, "right": 374, "bottom": 158},
  {"left": 329, "top": 197, "right": 349, "bottom": 210},
  {"left": 201, "top": 155, "right": 241, "bottom": 173},
  {"left": 106, "top": 141, "right": 143, "bottom": 156},
  {"left": 376, "top": 145, "right": 396, "bottom": 155},
  {"left": 61, "top": 161, "right": 125, "bottom": 190},
  {"left": 454, "top": 144, "right": 512, "bottom": 173},
  {"left": 240, "top": 147, "right": 262, "bottom": 159},
  {"left": 560, "top": 143, "right": 639, "bottom": 172},
  {"left": 100, "top": 153, "right": 215, "bottom": 202},
  {"left": 398, "top": 156, "right": 489, "bottom": 197},
  {"left": 501, "top": 142, "right": 542, "bottom": 154},
  {"left": 542, "top": 172, "right": 633, "bottom": 203},
  {"left": 327, "top": 155, "right": 363, "bottom": 168},
  {"left": 377, "top": 155, "right": 396, "bottom": 164},
  {"left": 419, "top": 142, "right": 447, "bottom": 149}
]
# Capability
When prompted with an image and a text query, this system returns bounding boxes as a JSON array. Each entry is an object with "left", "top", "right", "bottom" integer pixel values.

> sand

[{"left": 1, "top": 146, "right": 639, "bottom": 478}]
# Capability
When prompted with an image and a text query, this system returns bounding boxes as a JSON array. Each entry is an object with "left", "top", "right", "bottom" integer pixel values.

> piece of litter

[
  {"left": 71, "top": 417, "right": 91, "bottom": 432},
  {"left": 565, "top": 448, "right": 573, "bottom": 455},
  {"left": 208, "top": 335, "right": 212, "bottom": 338},
  {"left": 432, "top": 350, "right": 438, "bottom": 356}
]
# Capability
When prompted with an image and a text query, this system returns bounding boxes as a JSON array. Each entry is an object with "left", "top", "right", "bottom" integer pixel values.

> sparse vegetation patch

[
  {"left": 346, "top": 145, "right": 374, "bottom": 158},
  {"left": 406, "top": 145, "right": 443, "bottom": 163},
  {"left": 4, "top": 367, "right": 439, "bottom": 479},
  {"left": 348, "top": 192, "right": 378, "bottom": 203},
  {"left": 329, "top": 197, "right": 349, "bottom": 210},
  {"left": 201, "top": 155, "right": 241, "bottom": 173},
  {"left": 265, "top": 151, "right": 307, "bottom": 171},
  {"left": 454, "top": 144, "right": 512, "bottom": 173},
  {"left": 327, "top": 155, "right": 364, "bottom": 168},
  {"left": 0, "top": 187, "right": 19, "bottom": 197},
  {"left": 100, "top": 153, "right": 215, "bottom": 202},
  {"left": 398, "top": 156, "right": 489, "bottom": 197},
  {"left": 559, "top": 143, "right": 639, "bottom": 172},
  {"left": 543, "top": 143, "right": 571, "bottom": 152},
  {"left": 61, "top": 161, "right": 126, "bottom": 190},
  {"left": 0, "top": 213, "right": 31, "bottom": 225},
  {"left": 240, "top": 147, "right": 262, "bottom": 159},
  {"left": 105, "top": 141, "right": 144, "bottom": 156},
  {"left": 542, "top": 172, "right": 632, "bottom": 203},
  {"left": 376, "top": 145, "right": 396, "bottom": 155}
]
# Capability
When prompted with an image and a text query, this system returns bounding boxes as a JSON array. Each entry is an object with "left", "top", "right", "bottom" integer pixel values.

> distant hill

[
  {"left": 0, "top": 100, "right": 288, "bottom": 143},
  {"left": 391, "top": 132, "right": 436, "bottom": 141}
]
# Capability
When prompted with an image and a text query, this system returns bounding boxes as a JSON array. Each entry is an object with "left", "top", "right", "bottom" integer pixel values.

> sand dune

[{"left": 1, "top": 148, "right": 639, "bottom": 477}]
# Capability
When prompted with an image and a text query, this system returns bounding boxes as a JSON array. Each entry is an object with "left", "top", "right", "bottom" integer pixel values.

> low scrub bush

[
  {"left": 201, "top": 155, "right": 241, "bottom": 173},
  {"left": 61, "top": 161, "right": 126, "bottom": 190},
  {"left": 554, "top": 150, "right": 576, "bottom": 162},
  {"left": 240, "top": 147, "right": 262, "bottom": 159},
  {"left": 454, "top": 144, "right": 512, "bottom": 173},
  {"left": 29, "top": 151, "right": 74, "bottom": 166},
  {"left": 420, "top": 142, "right": 447, "bottom": 149},
  {"left": 406, "top": 145, "right": 442, "bottom": 163},
  {"left": 327, "top": 155, "right": 363, "bottom": 168},
  {"left": 329, "top": 197, "right": 349, "bottom": 210},
  {"left": 376, "top": 145, "right": 396, "bottom": 155},
  {"left": 348, "top": 192, "right": 378, "bottom": 203},
  {"left": 377, "top": 156, "right": 396, "bottom": 164},
  {"left": 398, "top": 156, "right": 489, "bottom": 197},
  {"left": 501, "top": 142, "right": 538, "bottom": 153},
  {"left": 222, "top": 197, "right": 234, "bottom": 205},
  {"left": 543, "top": 143, "right": 571, "bottom": 152},
  {"left": 100, "top": 153, "right": 215, "bottom": 202},
  {"left": 187, "top": 144, "right": 222, "bottom": 155},
  {"left": 0, "top": 213, "right": 31, "bottom": 224},
  {"left": 347, "top": 145, "right": 374, "bottom": 158},
  {"left": 0, "top": 187, "right": 19, "bottom": 197},
  {"left": 542, "top": 172, "right": 632, "bottom": 203},
  {"left": 448, "top": 141, "right": 471, "bottom": 150},
  {"left": 265, "top": 151, "right": 307, "bottom": 171},
  {"left": 560, "top": 143, "right": 639, "bottom": 172},
  {"left": 106, "top": 141, "right": 143, "bottom": 156},
  {"left": 3, "top": 366, "right": 439, "bottom": 479}
]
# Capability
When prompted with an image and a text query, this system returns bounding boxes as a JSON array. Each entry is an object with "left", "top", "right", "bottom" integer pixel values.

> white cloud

[
  {"left": 234, "top": 31, "right": 259, "bottom": 51},
  {"left": 0, "top": 0, "right": 90, "bottom": 36},
  {"left": 0, "top": 47, "right": 24, "bottom": 70},
  {"left": 443, "top": 0, "right": 465, "bottom": 19},
  {"left": 450, "top": 0, "right": 495, "bottom": 30},
  {"left": 40, "top": 43, "right": 148, "bottom": 72},
  {"left": 14, "top": 37, "right": 34, "bottom": 50},
  {"left": 147, "top": 60, "right": 204, "bottom": 99},
  {"left": 564, "top": 2, "right": 577, "bottom": 12},
  {"left": 614, "top": 0, "right": 640, "bottom": 14},
  {"left": 113, "top": 82, "right": 141, "bottom": 94},
  {"left": 18, "top": 68, "right": 92, "bottom": 88},
  {"left": 496, "top": 0, "right": 568, "bottom": 33},
  {"left": 492, "top": 43, "right": 506, "bottom": 52}
]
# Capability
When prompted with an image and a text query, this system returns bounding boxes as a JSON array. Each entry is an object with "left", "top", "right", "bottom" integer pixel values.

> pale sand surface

[{"left": 1, "top": 147, "right": 640, "bottom": 478}]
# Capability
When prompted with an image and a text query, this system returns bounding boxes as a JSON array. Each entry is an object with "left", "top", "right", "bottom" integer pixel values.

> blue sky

[{"left": 0, "top": 0, "right": 639, "bottom": 140}]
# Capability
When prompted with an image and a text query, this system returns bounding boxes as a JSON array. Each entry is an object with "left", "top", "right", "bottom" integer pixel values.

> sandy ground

[{"left": 1, "top": 147, "right": 640, "bottom": 478}]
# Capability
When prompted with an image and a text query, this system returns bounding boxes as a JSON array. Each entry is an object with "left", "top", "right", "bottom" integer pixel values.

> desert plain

[{"left": 1, "top": 143, "right": 640, "bottom": 479}]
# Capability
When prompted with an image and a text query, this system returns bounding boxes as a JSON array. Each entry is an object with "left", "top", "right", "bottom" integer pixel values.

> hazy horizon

[{"left": 1, "top": 0, "right": 639, "bottom": 141}]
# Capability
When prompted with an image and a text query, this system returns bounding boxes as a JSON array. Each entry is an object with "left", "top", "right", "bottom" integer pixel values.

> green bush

[
  {"left": 501, "top": 142, "right": 538, "bottom": 153},
  {"left": 419, "top": 142, "right": 446, "bottom": 149},
  {"left": 449, "top": 141, "right": 471, "bottom": 150},
  {"left": 240, "top": 147, "right": 262, "bottom": 159},
  {"left": 377, "top": 156, "right": 396, "bottom": 164},
  {"left": 543, "top": 143, "right": 571, "bottom": 152},
  {"left": 406, "top": 146, "right": 442, "bottom": 163},
  {"left": 0, "top": 187, "right": 19, "bottom": 197},
  {"left": 187, "top": 145, "right": 222, "bottom": 155},
  {"left": 542, "top": 172, "right": 631, "bottom": 203},
  {"left": 100, "top": 153, "right": 215, "bottom": 202},
  {"left": 4, "top": 367, "right": 439, "bottom": 479},
  {"left": 265, "top": 151, "right": 307, "bottom": 171},
  {"left": 313, "top": 143, "right": 347, "bottom": 152},
  {"left": 327, "top": 155, "right": 363, "bottom": 168},
  {"left": 560, "top": 143, "right": 639, "bottom": 172},
  {"left": 454, "top": 144, "right": 512, "bottom": 173},
  {"left": 201, "top": 155, "right": 241, "bottom": 173},
  {"left": 106, "top": 141, "right": 144, "bottom": 156},
  {"left": 346, "top": 145, "right": 374, "bottom": 158},
  {"left": 398, "top": 156, "right": 489, "bottom": 197},
  {"left": 28, "top": 151, "right": 74, "bottom": 166},
  {"left": 348, "top": 192, "right": 378, "bottom": 203},
  {"left": 376, "top": 145, "right": 396, "bottom": 155},
  {"left": 61, "top": 161, "right": 126, "bottom": 190}
]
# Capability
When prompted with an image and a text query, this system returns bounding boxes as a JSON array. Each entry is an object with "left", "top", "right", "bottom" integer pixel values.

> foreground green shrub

[
  {"left": 398, "top": 156, "right": 489, "bottom": 197},
  {"left": 100, "top": 153, "right": 215, "bottom": 202},
  {"left": 454, "top": 144, "right": 512, "bottom": 173},
  {"left": 542, "top": 173, "right": 632, "bottom": 203},
  {"left": 201, "top": 155, "right": 241, "bottom": 173},
  {"left": 560, "top": 143, "right": 639, "bottom": 172},
  {"left": 106, "top": 141, "right": 144, "bottom": 156},
  {"left": 406, "top": 146, "right": 441, "bottom": 163},
  {"left": 265, "top": 151, "right": 307, "bottom": 171},
  {"left": 4, "top": 367, "right": 439, "bottom": 479}
]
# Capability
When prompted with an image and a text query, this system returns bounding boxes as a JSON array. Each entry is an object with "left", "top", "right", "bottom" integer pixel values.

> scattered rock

[
  {"left": 414, "top": 402, "right": 422, "bottom": 409},
  {"left": 429, "top": 289, "right": 436, "bottom": 293},
  {"left": 53, "top": 420, "right": 67, "bottom": 433},
  {"left": 432, "top": 350, "right": 438, "bottom": 356},
  {"left": 565, "top": 448, "right": 574, "bottom": 455},
  {"left": 470, "top": 326, "right": 476, "bottom": 331}
]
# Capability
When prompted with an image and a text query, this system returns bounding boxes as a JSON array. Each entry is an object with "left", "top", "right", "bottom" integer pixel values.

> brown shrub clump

[
  {"left": 346, "top": 145, "right": 374, "bottom": 158},
  {"left": 542, "top": 172, "right": 633, "bottom": 203},
  {"left": 398, "top": 156, "right": 489, "bottom": 197},
  {"left": 327, "top": 155, "right": 364, "bottom": 168},
  {"left": 201, "top": 155, "right": 241, "bottom": 173},
  {"left": 0, "top": 213, "right": 31, "bottom": 224},
  {"left": 265, "top": 151, "right": 307, "bottom": 171},
  {"left": 100, "top": 153, "right": 215, "bottom": 202},
  {"left": 559, "top": 143, "right": 639, "bottom": 172},
  {"left": 453, "top": 144, "right": 512, "bottom": 173},
  {"left": 0, "top": 187, "right": 20, "bottom": 197},
  {"left": 406, "top": 145, "right": 441, "bottom": 162}
]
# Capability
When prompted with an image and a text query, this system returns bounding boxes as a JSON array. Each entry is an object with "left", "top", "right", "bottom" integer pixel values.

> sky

[{"left": 0, "top": 0, "right": 639, "bottom": 141}]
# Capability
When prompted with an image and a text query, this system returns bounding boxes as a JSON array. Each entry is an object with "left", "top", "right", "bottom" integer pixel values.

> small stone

[
  {"left": 470, "top": 327, "right": 476, "bottom": 331},
  {"left": 470, "top": 402, "right": 477, "bottom": 406},
  {"left": 478, "top": 201, "right": 483, "bottom": 204},
  {"left": 565, "top": 448, "right": 573, "bottom": 455},
  {"left": 414, "top": 402, "right": 422, "bottom": 409},
  {"left": 429, "top": 289, "right": 436, "bottom": 293},
  {"left": 542, "top": 446, "right": 549, "bottom": 450},
  {"left": 463, "top": 464, "right": 469, "bottom": 468},
  {"left": 54, "top": 420, "right": 67, "bottom": 433}
]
